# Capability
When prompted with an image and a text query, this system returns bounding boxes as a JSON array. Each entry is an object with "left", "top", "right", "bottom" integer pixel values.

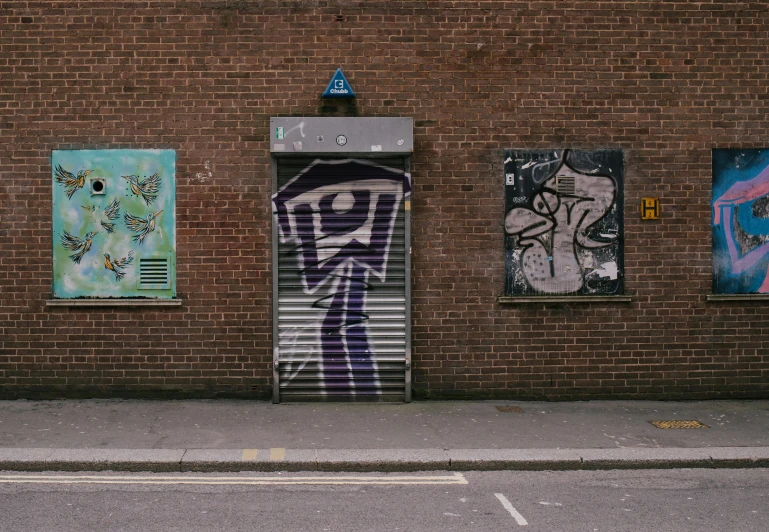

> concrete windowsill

[
  {"left": 497, "top": 295, "right": 632, "bottom": 304},
  {"left": 46, "top": 299, "right": 182, "bottom": 307},
  {"left": 706, "top": 294, "right": 769, "bottom": 302}
]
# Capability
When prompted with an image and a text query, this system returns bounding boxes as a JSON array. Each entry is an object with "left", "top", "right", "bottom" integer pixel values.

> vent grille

[
  {"left": 556, "top": 175, "right": 576, "bottom": 195},
  {"left": 138, "top": 257, "right": 170, "bottom": 289}
]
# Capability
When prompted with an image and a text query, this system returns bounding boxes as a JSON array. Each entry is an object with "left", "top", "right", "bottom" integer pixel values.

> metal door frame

[{"left": 270, "top": 122, "right": 412, "bottom": 403}]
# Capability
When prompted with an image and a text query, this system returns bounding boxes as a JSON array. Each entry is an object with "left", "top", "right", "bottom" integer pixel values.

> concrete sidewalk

[{"left": 1, "top": 399, "right": 768, "bottom": 472}]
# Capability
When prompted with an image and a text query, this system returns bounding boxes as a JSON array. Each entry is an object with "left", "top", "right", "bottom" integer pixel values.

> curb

[{"left": 1, "top": 447, "right": 768, "bottom": 473}]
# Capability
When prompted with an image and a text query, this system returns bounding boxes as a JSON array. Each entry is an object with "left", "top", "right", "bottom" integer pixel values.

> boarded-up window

[
  {"left": 503, "top": 149, "right": 624, "bottom": 296},
  {"left": 52, "top": 149, "right": 176, "bottom": 299}
]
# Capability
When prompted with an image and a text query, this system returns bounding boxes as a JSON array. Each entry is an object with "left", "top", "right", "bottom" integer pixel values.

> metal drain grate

[
  {"left": 496, "top": 406, "right": 524, "bottom": 413},
  {"left": 648, "top": 420, "right": 709, "bottom": 429}
]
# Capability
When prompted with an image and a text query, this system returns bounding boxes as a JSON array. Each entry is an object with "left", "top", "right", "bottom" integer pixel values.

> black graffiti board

[{"left": 503, "top": 150, "right": 624, "bottom": 296}]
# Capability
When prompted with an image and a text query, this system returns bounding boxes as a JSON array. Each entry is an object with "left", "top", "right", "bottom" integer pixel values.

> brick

[{"left": 2, "top": 1, "right": 769, "bottom": 400}]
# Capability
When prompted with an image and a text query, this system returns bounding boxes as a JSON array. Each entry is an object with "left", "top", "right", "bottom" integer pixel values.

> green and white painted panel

[{"left": 51, "top": 149, "right": 176, "bottom": 299}]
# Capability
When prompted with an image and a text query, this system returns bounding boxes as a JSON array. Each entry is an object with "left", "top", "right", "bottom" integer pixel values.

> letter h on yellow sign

[{"left": 641, "top": 197, "right": 660, "bottom": 220}]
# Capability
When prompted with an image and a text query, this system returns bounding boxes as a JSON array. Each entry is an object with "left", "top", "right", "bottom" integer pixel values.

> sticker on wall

[
  {"left": 712, "top": 149, "right": 769, "bottom": 294},
  {"left": 322, "top": 68, "right": 356, "bottom": 99},
  {"left": 503, "top": 149, "right": 624, "bottom": 296},
  {"left": 52, "top": 149, "right": 176, "bottom": 299}
]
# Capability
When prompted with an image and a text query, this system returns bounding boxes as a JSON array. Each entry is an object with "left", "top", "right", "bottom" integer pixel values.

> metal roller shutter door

[{"left": 272, "top": 156, "right": 410, "bottom": 402}]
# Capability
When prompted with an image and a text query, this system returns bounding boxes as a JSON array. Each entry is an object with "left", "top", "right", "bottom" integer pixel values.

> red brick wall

[{"left": 1, "top": 1, "right": 768, "bottom": 399}]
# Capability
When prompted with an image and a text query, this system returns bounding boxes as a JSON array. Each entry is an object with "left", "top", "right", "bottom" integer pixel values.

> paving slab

[
  {"left": 0, "top": 448, "right": 55, "bottom": 472},
  {"left": 579, "top": 447, "right": 714, "bottom": 470},
  {"left": 181, "top": 448, "right": 317, "bottom": 472},
  {"left": 45, "top": 448, "right": 185, "bottom": 472},
  {"left": 706, "top": 446, "right": 769, "bottom": 468},
  {"left": 449, "top": 448, "right": 582, "bottom": 471},
  {"left": 314, "top": 449, "right": 450, "bottom": 472}
]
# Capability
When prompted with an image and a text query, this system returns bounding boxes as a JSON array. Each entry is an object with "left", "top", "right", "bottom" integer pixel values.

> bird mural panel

[
  {"left": 123, "top": 172, "right": 161, "bottom": 205},
  {"left": 103, "top": 251, "right": 134, "bottom": 281},
  {"left": 52, "top": 149, "right": 175, "bottom": 299},
  {"left": 124, "top": 210, "right": 163, "bottom": 244},
  {"left": 55, "top": 164, "right": 92, "bottom": 199},
  {"left": 60, "top": 230, "right": 98, "bottom": 264}
]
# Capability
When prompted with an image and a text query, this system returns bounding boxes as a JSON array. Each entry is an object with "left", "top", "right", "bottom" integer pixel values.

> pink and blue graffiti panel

[{"left": 712, "top": 149, "right": 769, "bottom": 294}]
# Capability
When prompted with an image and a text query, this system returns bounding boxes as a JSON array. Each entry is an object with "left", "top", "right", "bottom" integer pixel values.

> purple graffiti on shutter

[{"left": 274, "top": 159, "right": 408, "bottom": 393}]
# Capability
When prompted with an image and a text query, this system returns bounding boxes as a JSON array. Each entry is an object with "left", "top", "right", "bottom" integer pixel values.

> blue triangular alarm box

[{"left": 322, "top": 68, "right": 356, "bottom": 98}]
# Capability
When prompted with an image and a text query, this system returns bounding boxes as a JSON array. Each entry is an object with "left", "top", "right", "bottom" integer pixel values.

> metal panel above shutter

[{"left": 273, "top": 156, "right": 410, "bottom": 402}]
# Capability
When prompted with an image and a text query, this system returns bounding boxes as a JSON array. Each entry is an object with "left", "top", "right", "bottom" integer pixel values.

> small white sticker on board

[
  {"left": 274, "top": 144, "right": 285, "bottom": 152},
  {"left": 371, "top": 145, "right": 382, "bottom": 152}
]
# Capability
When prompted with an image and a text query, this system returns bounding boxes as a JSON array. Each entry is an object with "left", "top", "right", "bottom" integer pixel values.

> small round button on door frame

[{"left": 336, "top": 134, "right": 347, "bottom": 146}]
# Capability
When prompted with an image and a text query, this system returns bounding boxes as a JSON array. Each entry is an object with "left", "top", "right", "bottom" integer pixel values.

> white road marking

[
  {"left": 0, "top": 473, "right": 468, "bottom": 486},
  {"left": 495, "top": 493, "right": 528, "bottom": 526}
]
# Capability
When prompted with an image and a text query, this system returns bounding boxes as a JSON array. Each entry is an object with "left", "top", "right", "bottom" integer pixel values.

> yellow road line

[
  {"left": 241, "top": 449, "right": 258, "bottom": 461},
  {"left": 270, "top": 448, "right": 286, "bottom": 461}
]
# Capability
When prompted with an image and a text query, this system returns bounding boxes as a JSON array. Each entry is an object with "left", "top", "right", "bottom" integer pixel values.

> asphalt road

[{"left": 0, "top": 469, "right": 766, "bottom": 531}]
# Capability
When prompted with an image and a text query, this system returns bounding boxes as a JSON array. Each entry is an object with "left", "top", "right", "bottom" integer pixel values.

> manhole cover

[
  {"left": 496, "top": 406, "right": 524, "bottom": 413},
  {"left": 648, "top": 420, "right": 709, "bottom": 429}
]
